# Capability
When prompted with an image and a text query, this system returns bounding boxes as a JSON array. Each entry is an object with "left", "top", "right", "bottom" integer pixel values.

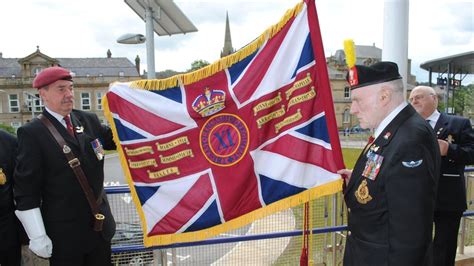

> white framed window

[
  {"left": 81, "top": 92, "right": 91, "bottom": 110},
  {"left": 344, "top": 86, "right": 350, "bottom": 99},
  {"left": 26, "top": 93, "right": 43, "bottom": 112},
  {"left": 8, "top": 94, "right": 20, "bottom": 113},
  {"left": 33, "top": 67, "right": 42, "bottom": 76},
  {"left": 96, "top": 91, "right": 104, "bottom": 110},
  {"left": 119, "top": 71, "right": 124, "bottom": 77},
  {"left": 343, "top": 109, "right": 350, "bottom": 123},
  {"left": 11, "top": 121, "right": 22, "bottom": 129}
]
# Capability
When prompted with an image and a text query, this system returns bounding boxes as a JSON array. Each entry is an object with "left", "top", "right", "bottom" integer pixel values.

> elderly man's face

[
  {"left": 350, "top": 85, "right": 383, "bottom": 129},
  {"left": 39, "top": 80, "right": 74, "bottom": 117},
  {"left": 409, "top": 88, "right": 437, "bottom": 119}
]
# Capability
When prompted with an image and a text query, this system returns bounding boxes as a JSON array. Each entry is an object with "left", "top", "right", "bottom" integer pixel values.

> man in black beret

[
  {"left": 14, "top": 66, "right": 117, "bottom": 265},
  {"left": 338, "top": 62, "right": 440, "bottom": 265}
]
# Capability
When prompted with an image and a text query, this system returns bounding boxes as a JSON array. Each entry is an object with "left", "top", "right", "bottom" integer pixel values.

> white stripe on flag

[
  {"left": 237, "top": 4, "right": 311, "bottom": 107},
  {"left": 141, "top": 171, "right": 203, "bottom": 234},
  {"left": 109, "top": 82, "right": 197, "bottom": 129},
  {"left": 251, "top": 150, "right": 339, "bottom": 189}
]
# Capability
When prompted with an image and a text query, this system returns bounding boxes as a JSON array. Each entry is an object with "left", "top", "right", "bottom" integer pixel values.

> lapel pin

[
  {"left": 447, "top": 134, "right": 454, "bottom": 144},
  {"left": 383, "top": 132, "right": 391, "bottom": 140}
]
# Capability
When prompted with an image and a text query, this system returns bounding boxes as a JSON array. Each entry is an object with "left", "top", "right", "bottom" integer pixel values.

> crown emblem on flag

[{"left": 192, "top": 88, "right": 226, "bottom": 117}]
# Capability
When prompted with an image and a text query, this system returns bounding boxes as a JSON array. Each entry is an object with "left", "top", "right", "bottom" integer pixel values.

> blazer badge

[
  {"left": 355, "top": 179, "right": 372, "bottom": 204},
  {"left": 0, "top": 168, "right": 6, "bottom": 185},
  {"left": 446, "top": 134, "right": 454, "bottom": 144}
]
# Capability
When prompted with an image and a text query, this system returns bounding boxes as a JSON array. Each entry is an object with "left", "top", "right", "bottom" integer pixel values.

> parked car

[{"left": 350, "top": 125, "right": 370, "bottom": 134}]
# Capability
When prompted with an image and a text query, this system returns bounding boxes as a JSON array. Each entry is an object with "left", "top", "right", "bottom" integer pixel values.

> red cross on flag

[{"left": 104, "top": 0, "right": 344, "bottom": 246}]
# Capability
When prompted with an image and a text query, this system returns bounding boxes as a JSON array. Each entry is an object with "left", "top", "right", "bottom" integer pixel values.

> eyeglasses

[{"left": 408, "top": 93, "right": 435, "bottom": 103}]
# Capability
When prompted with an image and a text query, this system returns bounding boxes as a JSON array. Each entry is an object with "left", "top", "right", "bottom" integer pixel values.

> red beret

[{"left": 32, "top": 66, "right": 73, "bottom": 89}]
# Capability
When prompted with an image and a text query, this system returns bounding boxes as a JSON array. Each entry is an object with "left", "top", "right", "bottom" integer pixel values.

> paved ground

[{"left": 212, "top": 209, "right": 296, "bottom": 266}]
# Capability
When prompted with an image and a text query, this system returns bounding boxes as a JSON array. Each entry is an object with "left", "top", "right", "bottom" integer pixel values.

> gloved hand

[{"left": 15, "top": 208, "right": 53, "bottom": 258}]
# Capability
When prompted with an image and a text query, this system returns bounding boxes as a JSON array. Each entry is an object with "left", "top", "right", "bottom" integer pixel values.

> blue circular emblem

[{"left": 200, "top": 113, "right": 249, "bottom": 167}]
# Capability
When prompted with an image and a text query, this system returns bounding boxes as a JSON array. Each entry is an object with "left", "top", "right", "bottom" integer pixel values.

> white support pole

[
  {"left": 145, "top": 3, "right": 156, "bottom": 79},
  {"left": 382, "top": 0, "right": 409, "bottom": 96}
]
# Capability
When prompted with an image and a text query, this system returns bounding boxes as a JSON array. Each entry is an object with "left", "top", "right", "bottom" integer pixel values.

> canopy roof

[{"left": 420, "top": 51, "right": 474, "bottom": 74}]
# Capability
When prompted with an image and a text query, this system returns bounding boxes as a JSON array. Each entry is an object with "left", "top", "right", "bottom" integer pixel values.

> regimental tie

[
  {"left": 64, "top": 115, "right": 75, "bottom": 137},
  {"left": 363, "top": 135, "right": 375, "bottom": 154}
]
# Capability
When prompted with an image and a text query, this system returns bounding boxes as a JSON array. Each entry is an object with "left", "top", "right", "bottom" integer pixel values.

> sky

[{"left": 0, "top": 0, "right": 472, "bottom": 84}]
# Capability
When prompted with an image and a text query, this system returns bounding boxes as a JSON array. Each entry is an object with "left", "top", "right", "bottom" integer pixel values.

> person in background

[
  {"left": 14, "top": 66, "right": 116, "bottom": 266},
  {"left": 0, "top": 129, "right": 21, "bottom": 266},
  {"left": 410, "top": 85, "right": 474, "bottom": 266},
  {"left": 337, "top": 62, "right": 440, "bottom": 265}
]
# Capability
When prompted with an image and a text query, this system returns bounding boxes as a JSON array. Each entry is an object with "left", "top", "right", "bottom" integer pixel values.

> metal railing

[{"left": 107, "top": 167, "right": 474, "bottom": 265}]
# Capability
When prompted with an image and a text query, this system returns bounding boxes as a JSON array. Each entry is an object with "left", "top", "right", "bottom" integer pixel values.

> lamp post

[{"left": 120, "top": 0, "right": 198, "bottom": 80}]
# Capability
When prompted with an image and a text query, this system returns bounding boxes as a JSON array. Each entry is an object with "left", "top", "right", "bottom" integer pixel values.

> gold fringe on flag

[{"left": 130, "top": 1, "right": 304, "bottom": 91}]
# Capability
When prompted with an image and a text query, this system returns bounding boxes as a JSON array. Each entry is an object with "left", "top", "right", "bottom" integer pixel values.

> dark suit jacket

[
  {"left": 343, "top": 105, "right": 440, "bottom": 266},
  {"left": 434, "top": 113, "right": 474, "bottom": 212},
  {"left": 14, "top": 109, "right": 116, "bottom": 256},
  {"left": 0, "top": 129, "right": 21, "bottom": 251}
]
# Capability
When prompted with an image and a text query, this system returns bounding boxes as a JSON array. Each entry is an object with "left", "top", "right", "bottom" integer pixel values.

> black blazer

[
  {"left": 434, "top": 113, "right": 474, "bottom": 212},
  {"left": 343, "top": 105, "right": 440, "bottom": 266},
  {"left": 14, "top": 109, "right": 116, "bottom": 256},
  {"left": 0, "top": 129, "right": 21, "bottom": 251}
]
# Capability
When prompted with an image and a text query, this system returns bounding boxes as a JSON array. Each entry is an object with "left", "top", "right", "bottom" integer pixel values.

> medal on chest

[
  {"left": 91, "top": 138, "right": 105, "bottom": 160},
  {"left": 362, "top": 149, "right": 384, "bottom": 180}
]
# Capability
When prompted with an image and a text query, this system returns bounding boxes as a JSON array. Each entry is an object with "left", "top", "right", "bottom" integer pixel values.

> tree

[
  {"left": 188, "top": 60, "right": 210, "bottom": 72},
  {"left": 453, "top": 84, "right": 474, "bottom": 118}
]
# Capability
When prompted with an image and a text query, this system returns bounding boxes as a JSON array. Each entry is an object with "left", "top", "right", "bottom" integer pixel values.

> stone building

[{"left": 0, "top": 47, "right": 140, "bottom": 129}]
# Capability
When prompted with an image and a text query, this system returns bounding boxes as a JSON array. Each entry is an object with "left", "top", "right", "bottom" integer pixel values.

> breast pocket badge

[
  {"left": 402, "top": 159, "right": 423, "bottom": 168},
  {"left": 362, "top": 151, "right": 384, "bottom": 180},
  {"left": 355, "top": 179, "right": 373, "bottom": 204},
  {"left": 91, "top": 138, "right": 105, "bottom": 161},
  {"left": 0, "top": 168, "right": 6, "bottom": 185}
]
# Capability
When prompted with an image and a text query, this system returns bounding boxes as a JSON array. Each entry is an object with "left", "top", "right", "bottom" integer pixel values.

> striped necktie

[{"left": 64, "top": 116, "right": 75, "bottom": 137}]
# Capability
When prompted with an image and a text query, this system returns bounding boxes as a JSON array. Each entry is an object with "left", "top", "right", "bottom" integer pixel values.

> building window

[
  {"left": 119, "top": 71, "right": 124, "bottom": 77},
  {"left": 11, "top": 121, "right": 22, "bottom": 129},
  {"left": 344, "top": 86, "right": 350, "bottom": 99},
  {"left": 343, "top": 109, "right": 350, "bottom": 123},
  {"left": 81, "top": 92, "right": 91, "bottom": 110},
  {"left": 26, "top": 93, "right": 43, "bottom": 112},
  {"left": 33, "top": 67, "right": 42, "bottom": 76},
  {"left": 11, "top": 74, "right": 16, "bottom": 79},
  {"left": 8, "top": 94, "right": 20, "bottom": 113},
  {"left": 96, "top": 92, "right": 103, "bottom": 110}
]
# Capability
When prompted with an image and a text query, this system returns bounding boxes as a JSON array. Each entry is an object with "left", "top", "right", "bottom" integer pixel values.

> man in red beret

[
  {"left": 14, "top": 66, "right": 117, "bottom": 265},
  {"left": 337, "top": 62, "right": 440, "bottom": 265}
]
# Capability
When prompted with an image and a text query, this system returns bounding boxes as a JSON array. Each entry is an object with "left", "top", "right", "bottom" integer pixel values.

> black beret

[
  {"left": 33, "top": 66, "right": 73, "bottom": 89},
  {"left": 347, "top": 61, "right": 402, "bottom": 90}
]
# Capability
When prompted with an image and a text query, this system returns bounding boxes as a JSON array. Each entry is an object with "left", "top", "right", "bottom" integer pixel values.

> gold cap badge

[
  {"left": 355, "top": 179, "right": 373, "bottom": 204},
  {"left": 0, "top": 168, "right": 7, "bottom": 185}
]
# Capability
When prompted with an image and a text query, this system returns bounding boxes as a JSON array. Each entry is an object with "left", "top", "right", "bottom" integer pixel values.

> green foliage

[
  {"left": 453, "top": 84, "right": 474, "bottom": 118},
  {"left": 188, "top": 59, "right": 210, "bottom": 72},
  {"left": 0, "top": 123, "right": 16, "bottom": 135}
]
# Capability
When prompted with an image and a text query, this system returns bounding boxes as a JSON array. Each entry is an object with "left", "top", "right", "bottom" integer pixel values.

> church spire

[{"left": 220, "top": 11, "right": 235, "bottom": 58}]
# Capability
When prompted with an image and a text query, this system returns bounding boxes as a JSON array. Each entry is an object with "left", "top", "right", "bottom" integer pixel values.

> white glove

[{"left": 15, "top": 208, "right": 53, "bottom": 258}]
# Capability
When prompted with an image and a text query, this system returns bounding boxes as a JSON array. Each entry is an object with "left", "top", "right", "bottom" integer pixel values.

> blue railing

[{"left": 109, "top": 167, "right": 474, "bottom": 254}]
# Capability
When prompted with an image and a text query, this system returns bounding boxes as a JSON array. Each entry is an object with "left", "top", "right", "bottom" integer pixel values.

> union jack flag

[{"left": 104, "top": 0, "right": 344, "bottom": 246}]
